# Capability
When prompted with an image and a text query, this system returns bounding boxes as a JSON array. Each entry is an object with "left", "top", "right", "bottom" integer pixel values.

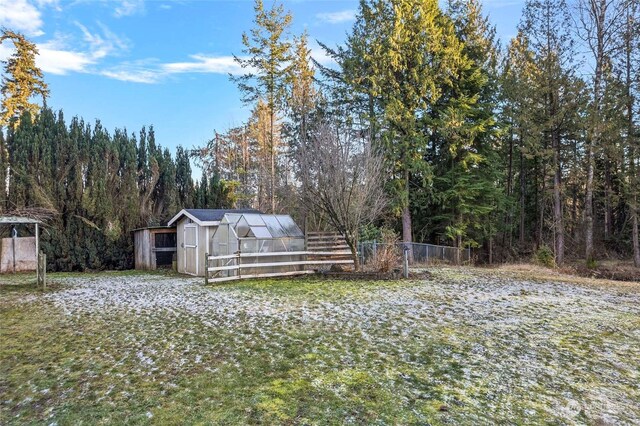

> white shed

[{"left": 168, "top": 209, "right": 261, "bottom": 276}]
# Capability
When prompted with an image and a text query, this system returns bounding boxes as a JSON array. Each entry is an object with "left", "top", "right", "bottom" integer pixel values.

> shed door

[{"left": 183, "top": 225, "right": 198, "bottom": 275}]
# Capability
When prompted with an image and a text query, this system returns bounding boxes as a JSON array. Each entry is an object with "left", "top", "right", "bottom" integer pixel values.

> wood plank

[
  {"left": 307, "top": 250, "right": 353, "bottom": 256},
  {"left": 207, "top": 264, "right": 240, "bottom": 272},
  {"left": 305, "top": 245, "right": 350, "bottom": 250},
  {"left": 207, "top": 254, "right": 239, "bottom": 261},
  {"left": 239, "top": 260, "right": 353, "bottom": 268},
  {"left": 208, "top": 258, "right": 354, "bottom": 272},
  {"left": 208, "top": 251, "right": 354, "bottom": 261},
  {"left": 208, "top": 270, "right": 316, "bottom": 284}
]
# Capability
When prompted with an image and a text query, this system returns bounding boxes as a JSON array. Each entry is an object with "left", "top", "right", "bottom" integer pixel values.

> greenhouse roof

[
  {"left": 167, "top": 209, "right": 261, "bottom": 226},
  {"left": 222, "top": 213, "right": 304, "bottom": 239}
]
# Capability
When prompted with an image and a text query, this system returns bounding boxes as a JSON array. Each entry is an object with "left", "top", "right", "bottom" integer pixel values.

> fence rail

[
  {"left": 205, "top": 250, "right": 354, "bottom": 284},
  {"left": 358, "top": 241, "right": 471, "bottom": 266}
]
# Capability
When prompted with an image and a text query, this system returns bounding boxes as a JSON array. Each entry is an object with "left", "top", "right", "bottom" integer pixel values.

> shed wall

[
  {"left": 177, "top": 220, "right": 185, "bottom": 274},
  {"left": 134, "top": 229, "right": 151, "bottom": 270},
  {"left": 0, "top": 237, "right": 37, "bottom": 273},
  {"left": 175, "top": 218, "right": 215, "bottom": 276}
]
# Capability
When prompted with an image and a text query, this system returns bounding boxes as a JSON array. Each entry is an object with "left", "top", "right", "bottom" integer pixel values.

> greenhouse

[{"left": 209, "top": 212, "right": 306, "bottom": 279}]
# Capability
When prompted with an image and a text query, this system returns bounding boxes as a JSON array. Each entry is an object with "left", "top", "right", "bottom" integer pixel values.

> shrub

[
  {"left": 370, "top": 228, "right": 401, "bottom": 273},
  {"left": 534, "top": 245, "right": 555, "bottom": 268}
]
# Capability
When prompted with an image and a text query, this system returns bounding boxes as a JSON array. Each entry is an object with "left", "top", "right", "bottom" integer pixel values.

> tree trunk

[
  {"left": 622, "top": 2, "right": 639, "bottom": 267},
  {"left": 585, "top": 0, "right": 606, "bottom": 265},
  {"left": 519, "top": 150, "right": 525, "bottom": 246},
  {"left": 633, "top": 209, "right": 640, "bottom": 268},
  {"left": 585, "top": 144, "right": 595, "bottom": 262},
  {"left": 504, "top": 126, "right": 514, "bottom": 252},
  {"left": 348, "top": 237, "right": 360, "bottom": 272},
  {"left": 604, "top": 161, "right": 612, "bottom": 240},
  {"left": 553, "top": 133, "right": 564, "bottom": 266},
  {"left": 270, "top": 109, "right": 276, "bottom": 213},
  {"left": 402, "top": 169, "right": 413, "bottom": 263}
]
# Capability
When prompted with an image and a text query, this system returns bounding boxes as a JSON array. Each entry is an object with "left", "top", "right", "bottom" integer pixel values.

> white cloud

[
  {"left": 34, "top": 24, "right": 129, "bottom": 75},
  {"left": 114, "top": 0, "right": 144, "bottom": 17},
  {"left": 0, "top": 0, "right": 45, "bottom": 36},
  {"left": 100, "top": 54, "right": 248, "bottom": 84},
  {"left": 162, "top": 54, "right": 246, "bottom": 75},
  {"left": 100, "top": 59, "right": 163, "bottom": 83},
  {"left": 101, "top": 68, "right": 160, "bottom": 84},
  {"left": 316, "top": 9, "right": 356, "bottom": 24},
  {"left": 0, "top": 37, "right": 95, "bottom": 76},
  {"left": 75, "top": 22, "right": 130, "bottom": 59},
  {"left": 37, "top": 44, "right": 94, "bottom": 74},
  {"left": 0, "top": 22, "right": 131, "bottom": 76}
]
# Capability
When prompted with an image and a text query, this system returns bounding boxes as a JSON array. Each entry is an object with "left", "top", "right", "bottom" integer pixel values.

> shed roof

[
  {"left": 131, "top": 225, "right": 177, "bottom": 232},
  {"left": 167, "top": 209, "right": 261, "bottom": 227},
  {"left": 0, "top": 216, "right": 43, "bottom": 225}
]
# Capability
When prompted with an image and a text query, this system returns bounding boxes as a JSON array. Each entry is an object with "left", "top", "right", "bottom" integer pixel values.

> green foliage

[
  {"left": 2, "top": 108, "right": 204, "bottom": 271},
  {"left": 534, "top": 245, "right": 555, "bottom": 268},
  {"left": 360, "top": 223, "right": 382, "bottom": 242},
  {"left": 0, "top": 30, "right": 49, "bottom": 129}
]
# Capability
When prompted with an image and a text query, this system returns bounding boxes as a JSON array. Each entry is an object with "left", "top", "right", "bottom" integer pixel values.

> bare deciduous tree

[{"left": 299, "top": 123, "right": 386, "bottom": 270}]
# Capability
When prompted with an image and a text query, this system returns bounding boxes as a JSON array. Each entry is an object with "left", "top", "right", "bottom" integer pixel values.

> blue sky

[{"left": 0, "top": 0, "right": 525, "bottom": 161}]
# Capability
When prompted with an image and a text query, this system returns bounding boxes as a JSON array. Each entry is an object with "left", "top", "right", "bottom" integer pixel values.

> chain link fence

[{"left": 358, "top": 241, "right": 471, "bottom": 267}]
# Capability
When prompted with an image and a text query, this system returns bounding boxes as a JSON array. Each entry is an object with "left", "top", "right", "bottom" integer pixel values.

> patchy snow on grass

[{"left": 3, "top": 268, "right": 639, "bottom": 424}]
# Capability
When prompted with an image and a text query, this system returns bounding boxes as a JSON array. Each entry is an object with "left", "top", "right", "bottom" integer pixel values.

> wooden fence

[{"left": 205, "top": 249, "right": 354, "bottom": 284}]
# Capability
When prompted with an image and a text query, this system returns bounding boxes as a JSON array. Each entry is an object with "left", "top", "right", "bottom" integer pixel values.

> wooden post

[
  {"left": 35, "top": 223, "right": 39, "bottom": 263},
  {"left": 36, "top": 251, "right": 46, "bottom": 288},
  {"left": 204, "top": 253, "right": 209, "bottom": 285},
  {"left": 35, "top": 223, "right": 40, "bottom": 283},
  {"left": 41, "top": 252, "right": 46, "bottom": 289},
  {"left": 237, "top": 251, "right": 241, "bottom": 279},
  {"left": 12, "top": 226, "right": 16, "bottom": 274},
  {"left": 403, "top": 246, "right": 409, "bottom": 279}
]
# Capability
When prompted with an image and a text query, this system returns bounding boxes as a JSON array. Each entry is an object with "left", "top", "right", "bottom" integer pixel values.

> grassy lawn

[{"left": 1, "top": 268, "right": 639, "bottom": 425}]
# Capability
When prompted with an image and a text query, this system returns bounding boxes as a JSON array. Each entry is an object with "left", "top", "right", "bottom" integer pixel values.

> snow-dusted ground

[{"left": 3, "top": 269, "right": 640, "bottom": 424}]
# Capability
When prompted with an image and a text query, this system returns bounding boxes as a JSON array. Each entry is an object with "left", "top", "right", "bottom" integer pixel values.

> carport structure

[{"left": 0, "top": 216, "right": 44, "bottom": 284}]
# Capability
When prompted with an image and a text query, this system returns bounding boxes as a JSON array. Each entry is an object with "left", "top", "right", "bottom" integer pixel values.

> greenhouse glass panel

[
  {"left": 240, "top": 239, "right": 258, "bottom": 253},
  {"left": 244, "top": 214, "right": 266, "bottom": 227},
  {"left": 212, "top": 223, "right": 229, "bottom": 256},
  {"left": 250, "top": 226, "right": 272, "bottom": 239},
  {"left": 223, "top": 214, "right": 241, "bottom": 226},
  {"left": 236, "top": 216, "right": 251, "bottom": 238},
  {"left": 263, "top": 215, "right": 286, "bottom": 237},
  {"left": 275, "top": 215, "right": 303, "bottom": 237},
  {"left": 290, "top": 238, "right": 305, "bottom": 251},
  {"left": 258, "top": 239, "right": 273, "bottom": 253}
]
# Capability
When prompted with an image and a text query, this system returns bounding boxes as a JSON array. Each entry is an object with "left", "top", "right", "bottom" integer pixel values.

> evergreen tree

[
  {"left": 344, "top": 0, "right": 468, "bottom": 251},
  {"left": 518, "top": 0, "right": 582, "bottom": 265},
  {"left": 232, "top": 0, "right": 293, "bottom": 213},
  {"left": 176, "top": 145, "right": 195, "bottom": 208},
  {"left": 0, "top": 128, "right": 6, "bottom": 212},
  {"left": 418, "top": 0, "right": 503, "bottom": 261},
  {"left": 0, "top": 30, "right": 49, "bottom": 128}
]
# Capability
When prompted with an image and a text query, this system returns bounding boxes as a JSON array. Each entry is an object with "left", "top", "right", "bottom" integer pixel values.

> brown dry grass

[{"left": 486, "top": 262, "right": 640, "bottom": 290}]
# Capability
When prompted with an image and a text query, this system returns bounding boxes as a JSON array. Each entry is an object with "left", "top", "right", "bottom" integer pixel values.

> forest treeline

[
  {"left": 1, "top": 0, "right": 639, "bottom": 270},
  {"left": 209, "top": 0, "right": 639, "bottom": 267},
  {"left": 0, "top": 109, "right": 234, "bottom": 270}
]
